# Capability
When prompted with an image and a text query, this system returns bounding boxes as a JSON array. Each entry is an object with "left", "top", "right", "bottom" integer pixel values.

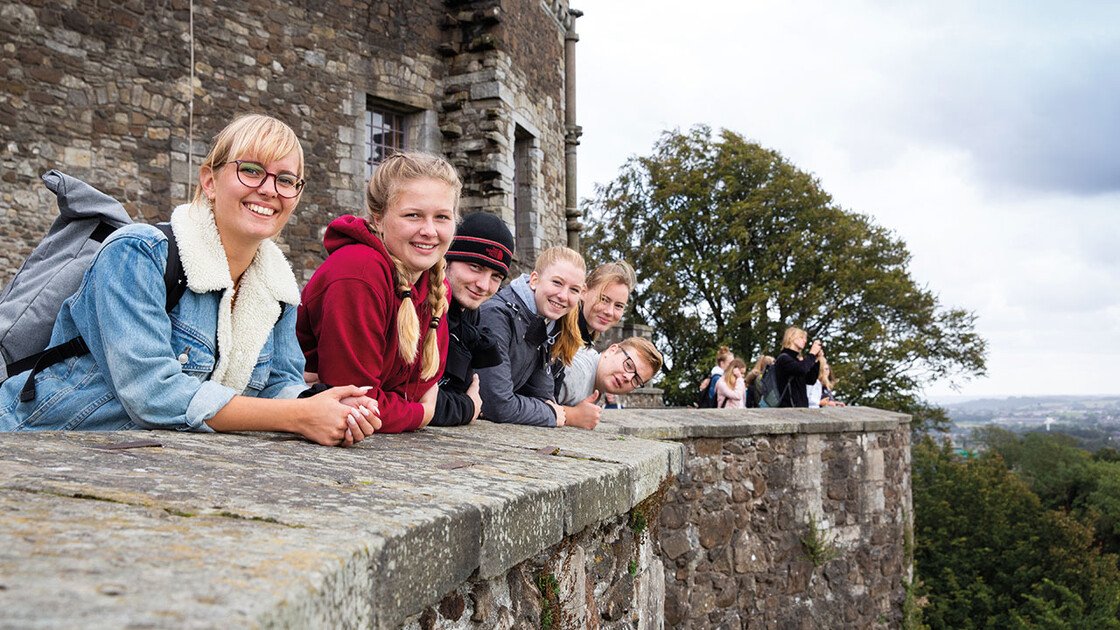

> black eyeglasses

[
  {"left": 220, "top": 160, "right": 305, "bottom": 198},
  {"left": 619, "top": 346, "right": 647, "bottom": 389}
]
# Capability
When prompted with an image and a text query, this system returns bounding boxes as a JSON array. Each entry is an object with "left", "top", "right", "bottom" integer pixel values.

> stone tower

[{"left": 0, "top": 0, "right": 582, "bottom": 283}]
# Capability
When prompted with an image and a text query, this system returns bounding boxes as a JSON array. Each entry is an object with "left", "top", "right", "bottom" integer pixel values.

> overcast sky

[{"left": 574, "top": 0, "right": 1120, "bottom": 400}]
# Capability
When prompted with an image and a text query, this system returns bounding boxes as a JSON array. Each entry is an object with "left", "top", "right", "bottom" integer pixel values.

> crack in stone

[{"left": 9, "top": 486, "right": 304, "bottom": 528}]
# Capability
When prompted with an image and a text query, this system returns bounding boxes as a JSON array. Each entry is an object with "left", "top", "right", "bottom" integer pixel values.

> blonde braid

[
  {"left": 365, "top": 151, "right": 462, "bottom": 372},
  {"left": 390, "top": 255, "right": 421, "bottom": 365},
  {"left": 419, "top": 258, "right": 449, "bottom": 379}
]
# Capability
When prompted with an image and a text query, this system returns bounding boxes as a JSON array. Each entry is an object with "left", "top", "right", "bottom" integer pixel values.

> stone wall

[
  {"left": 607, "top": 408, "right": 914, "bottom": 629},
  {"left": 0, "top": 0, "right": 577, "bottom": 284},
  {"left": 400, "top": 510, "right": 665, "bottom": 629},
  {"left": 0, "top": 408, "right": 910, "bottom": 629},
  {"left": 0, "top": 420, "right": 680, "bottom": 629},
  {"left": 439, "top": 0, "right": 570, "bottom": 271}
]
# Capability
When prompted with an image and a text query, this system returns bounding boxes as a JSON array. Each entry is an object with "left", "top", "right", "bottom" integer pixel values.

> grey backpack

[{"left": 0, "top": 171, "right": 185, "bottom": 386}]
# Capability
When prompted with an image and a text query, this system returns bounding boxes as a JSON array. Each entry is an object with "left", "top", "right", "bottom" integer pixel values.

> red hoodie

[{"left": 297, "top": 214, "right": 449, "bottom": 433}]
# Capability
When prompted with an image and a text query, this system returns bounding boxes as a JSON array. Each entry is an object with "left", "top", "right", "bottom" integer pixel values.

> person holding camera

[{"left": 774, "top": 326, "right": 821, "bottom": 408}]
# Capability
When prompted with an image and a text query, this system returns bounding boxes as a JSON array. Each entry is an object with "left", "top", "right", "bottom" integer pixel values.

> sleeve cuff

[
  {"left": 296, "top": 383, "right": 331, "bottom": 399},
  {"left": 185, "top": 381, "right": 238, "bottom": 432}
]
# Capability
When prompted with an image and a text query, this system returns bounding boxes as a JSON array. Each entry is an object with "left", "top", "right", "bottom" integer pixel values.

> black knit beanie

[{"left": 445, "top": 212, "right": 515, "bottom": 277}]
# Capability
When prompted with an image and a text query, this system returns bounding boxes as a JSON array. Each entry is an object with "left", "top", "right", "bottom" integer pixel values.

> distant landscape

[{"left": 938, "top": 395, "right": 1120, "bottom": 452}]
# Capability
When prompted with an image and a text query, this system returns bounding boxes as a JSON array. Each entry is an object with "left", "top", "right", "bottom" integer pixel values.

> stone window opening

[
  {"left": 365, "top": 97, "right": 409, "bottom": 178},
  {"left": 513, "top": 125, "right": 540, "bottom": 265}
]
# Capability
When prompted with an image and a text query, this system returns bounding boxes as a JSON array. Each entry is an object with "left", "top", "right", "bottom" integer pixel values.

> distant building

[{"left": 0, "top": 0, "right": 584, "bottom": 284}]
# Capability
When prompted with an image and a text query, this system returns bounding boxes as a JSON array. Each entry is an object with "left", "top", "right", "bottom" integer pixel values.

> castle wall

[{"left": 0, "top": 0, "right": 576, "bottom": 284}]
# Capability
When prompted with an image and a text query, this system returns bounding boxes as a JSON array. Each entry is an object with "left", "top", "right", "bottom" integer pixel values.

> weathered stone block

[
  {"left": 660, "top": 530, "right": 693, "bottom": 561},
  {"left": 697, "top": 509, "right": 735, "bottom": 549}
]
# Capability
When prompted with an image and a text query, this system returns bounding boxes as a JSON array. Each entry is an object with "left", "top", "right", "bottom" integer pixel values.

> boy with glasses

[{"left": 557, "top": 337, "right": 662, "bottom": 420}]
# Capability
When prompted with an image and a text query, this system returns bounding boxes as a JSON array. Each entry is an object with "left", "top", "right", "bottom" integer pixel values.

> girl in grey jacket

[{"left": 476, "top": 246, "right": 593, "bottom": 428}]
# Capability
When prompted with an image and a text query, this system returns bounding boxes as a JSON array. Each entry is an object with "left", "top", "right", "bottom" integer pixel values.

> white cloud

[{"left": 576, "top": 0, "right": 1120, "bottom": 398}]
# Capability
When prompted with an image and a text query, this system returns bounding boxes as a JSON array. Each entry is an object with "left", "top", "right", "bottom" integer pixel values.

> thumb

[{"left": 582, "top": 389, "right": 601, "bottom": 405}]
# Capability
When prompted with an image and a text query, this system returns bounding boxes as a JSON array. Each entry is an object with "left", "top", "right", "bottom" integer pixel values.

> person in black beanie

[{"left": 430, "top": 212, "right": 515, "bottom": 426}]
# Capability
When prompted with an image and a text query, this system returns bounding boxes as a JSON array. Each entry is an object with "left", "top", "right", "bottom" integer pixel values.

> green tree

[
  {"left": 582, "top": 126, "right": 986, "bottom": 427},
  {"left": 976, "top": 428, "right": 1120, "bottom": 555},
  {"left": 1085, "top": 462, "right": 1120, "bottom": 556},
  {"left": 912, "top": 438, "right": 1120, "bottom": 628},
  {"left": 979, "top": 430, "right": 1095, "bottom": 512}
]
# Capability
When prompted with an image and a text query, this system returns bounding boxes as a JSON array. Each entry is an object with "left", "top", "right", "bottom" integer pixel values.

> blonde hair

[
  {"left": 533, "top": 246, "right": 586, "bottom": 366},
  {"left": 367, "top": 152, "right": 462, "bottom": 379},
  {"left": 820, "top": 361, "right": 835, "bottom": 390},
  {"left": 724, "top": 359, "right": 747, "bottom": 390},
  {"left": 192, "top": 114, "right": 304, "bottom": 205},
  {"left": 619, "top": 337, "right": 663, "bottom": 379},
  {"left": 781, "top": 326, "right": 807, "bottom": 352},
  {"left": 716, "top": 345, "right": 734, "bottom": 367},
  {"left": 583, "top": 260, "right": 637, "bottom": 341}
]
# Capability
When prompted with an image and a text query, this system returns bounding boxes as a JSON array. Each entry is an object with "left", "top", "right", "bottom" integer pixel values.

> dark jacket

[
  {"left": 578, "top": 309, "right": 595, "bottom": 345},
  {"left": 430, "top": 299, "right": 501, "bottom": 427},
  {"left": 476, "top": 277, "right": 558, "bottom": 426},
  {"left": 774, "top": 348, "right": 819, "bottom": 408}
]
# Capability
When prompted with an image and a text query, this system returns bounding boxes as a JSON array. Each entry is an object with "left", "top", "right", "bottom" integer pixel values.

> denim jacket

[{"left": 0, "top": 203, "right": 305, "bottom": 431}]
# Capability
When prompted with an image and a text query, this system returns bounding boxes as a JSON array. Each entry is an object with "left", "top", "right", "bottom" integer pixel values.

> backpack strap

[
  {"left": 155, "top": 223, "right": 187, "bottom": 313},
  {"left": 17, "top": 337, "right": 90, "bottom": 402},
  {"left": 10, "top": 223, "right": 186, "bottom": 400},
  {"left": 90, "top": 220, "right": 118, "bottom": 243}
]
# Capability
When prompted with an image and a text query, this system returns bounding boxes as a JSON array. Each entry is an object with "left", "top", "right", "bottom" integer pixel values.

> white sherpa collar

[
  {"left": 169, "top": 203, "right": 300, "bottom": 391},
  {"left": 169, "top": 203, "right": 300, "bottom": 304}
]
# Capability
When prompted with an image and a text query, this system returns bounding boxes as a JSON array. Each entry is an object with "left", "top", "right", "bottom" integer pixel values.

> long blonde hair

[
  {"left": 533, "top": 246, "right": 586, "bottom": 366},
  {"left": 193, "top": 114, "right": 304, "bottom": 206},
  {"left": 367, "top": 152, "right": 462, "bottom": 379},
  {"left": 724, "top": 359, "right": 747, "bottom": 390}
]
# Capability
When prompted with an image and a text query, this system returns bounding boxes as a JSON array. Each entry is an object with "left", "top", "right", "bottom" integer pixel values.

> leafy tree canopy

[
  {"left": 912, "top": 439, "right": 1120, "bottom": 628},
  {"left": 977, "top": 426, "right": 1120, "bottom": 557},
  {"left": 583, "top": 126, "right": 986, "bottom": 427}
]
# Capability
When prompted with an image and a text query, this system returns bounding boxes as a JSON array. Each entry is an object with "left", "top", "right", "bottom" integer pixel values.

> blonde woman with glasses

[{"left": 1, "top": 115, "right": 379, "bottom": 445}]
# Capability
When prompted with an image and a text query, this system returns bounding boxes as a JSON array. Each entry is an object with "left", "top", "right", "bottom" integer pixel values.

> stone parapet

[
  {"left": 0, "top": 423, "right": 680, "bottom": 629},
  {"left": 0, "top": 407, "right": 910, "bottom": 628},
  {"left": 597, "top": 407, "right": 914, "bottom": 628},
  {"left": 597, "top": 406, "right": 909, "bottom": 440}
]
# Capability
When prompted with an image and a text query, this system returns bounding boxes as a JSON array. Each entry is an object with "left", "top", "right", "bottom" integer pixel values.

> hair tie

[
  {"left": 399, "top": 289, "right": 412, "bottom": 299},
  {"left": 429, "top": 316, "right": 441, "bottom": 330}
]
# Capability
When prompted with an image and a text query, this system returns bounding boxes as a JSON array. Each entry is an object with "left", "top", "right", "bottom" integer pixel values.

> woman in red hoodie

[{"left": 297, "top": 153, "right": 456, "bottom": 432}]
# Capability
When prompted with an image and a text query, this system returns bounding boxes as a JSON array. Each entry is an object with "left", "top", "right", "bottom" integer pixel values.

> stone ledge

[
  {"left": 0, "top": 425, "right": 682, "bottom": 629},
  {"left": 595, "top": 406, "right": 910, "bottom": 441},
  {"left": 0, "top": 407, "right": 905, "bottom": 628}
]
